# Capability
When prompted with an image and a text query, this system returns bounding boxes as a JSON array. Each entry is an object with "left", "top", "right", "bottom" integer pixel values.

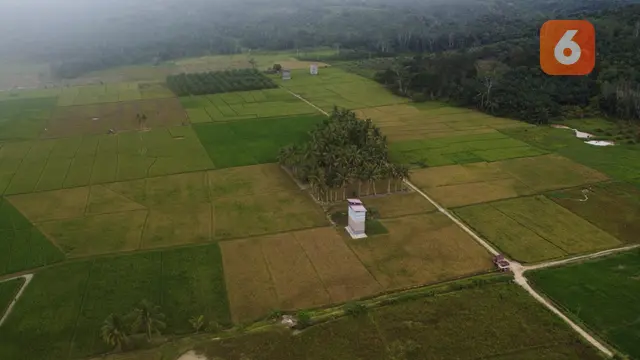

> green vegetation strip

[
  {"left": 167, "top": 69, "right": 277, "bottom": 96},
  {"left": 529, "top": 250, "right": 640, "bottom": 359},
  {"left": 0, "top": 243, "right": 230, "bottom": 360}
]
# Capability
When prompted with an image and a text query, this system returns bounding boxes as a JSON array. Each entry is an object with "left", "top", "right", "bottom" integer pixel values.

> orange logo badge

[{"left": 540, "top": 20, "right": 595, "bottom": 76}]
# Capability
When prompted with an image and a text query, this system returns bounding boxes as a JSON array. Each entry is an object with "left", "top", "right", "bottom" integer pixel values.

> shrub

[
  {"left": 295, "top": 311, "right": 312, "bottom": 329},
  {"left": 343, "top": 302, "right": 368, "bottom": 317}
]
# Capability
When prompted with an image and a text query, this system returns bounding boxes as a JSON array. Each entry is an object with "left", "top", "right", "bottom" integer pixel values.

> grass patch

[
  {"left": 0, "top": 198, "right": 64, "bottom": 275},
  {"left": 0, "top": 244, "right": 230, "bottom": 360},
  {"left": 347, "top": 212, "right": 493, "bottom": 290},
  {"left": 455, "top": 195, "right": 622, "bottom": 263},
  {"left": 57, "top": 82, "right": 143, "bottom": 106},
  {"left": 529, "top": 250, "right": 640, "bottom": 358},
  {"left": 193, "top": 114, "right": 324, "bottom": 168},
  {"left": 192, "top": 282, "right": 599, "bottom": 360}
]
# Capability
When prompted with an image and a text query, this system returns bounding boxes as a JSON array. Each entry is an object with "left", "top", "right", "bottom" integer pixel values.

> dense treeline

[
  {"left": 374, "top": 5, "right": 640, "bottom": 124},
  {"left": 166, "top": 69, "right": 276, "bottom": 96},
  {"left": 278, "top": 108, "right": 409, "bottom": 203},
  {"left": 35, "top": 0, "right": 630, "bottom": 79}
]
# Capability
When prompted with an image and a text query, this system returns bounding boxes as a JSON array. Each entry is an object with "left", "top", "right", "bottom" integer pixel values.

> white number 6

[{"left": 554, "top": 30, "right": 581, "bottom": 65}]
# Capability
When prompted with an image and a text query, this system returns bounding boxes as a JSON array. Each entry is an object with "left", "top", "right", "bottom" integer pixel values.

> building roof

[
  {"left": 347, "top": 198, "right": 363, "bottom": 205},
  {"left": 350, "top": 205, "right": 367, "bottom": 212}
]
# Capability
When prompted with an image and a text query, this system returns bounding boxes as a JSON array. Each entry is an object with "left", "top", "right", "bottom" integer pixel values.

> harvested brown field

[
  {"left": 220, "top": 227, "right": 380, "bottom": 323},
  {"left": 45, "top": 98, "right": 187, "bottom": 138},
  {"left": 220, "top": 238, "right": 280, "bottom": 323},
  {"left": 260, "top": 233, "right": 331, "bottom": 310},
  {"left": 411, "top": 155, "right": 609, "bottom": 208},
  {"left": 295, "top": 227, "right": 382, "bottom": 303},
  {"left": 141, "top": 205, "right": 212, "bottom": 249},
  {"left": 347, "top": 213, "right": 493, "bottom": 289}
]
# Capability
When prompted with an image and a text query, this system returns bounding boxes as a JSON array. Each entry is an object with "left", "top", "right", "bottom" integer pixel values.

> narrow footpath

[{"left": 287, "top": 88, "right": 620, "bottom": 358}]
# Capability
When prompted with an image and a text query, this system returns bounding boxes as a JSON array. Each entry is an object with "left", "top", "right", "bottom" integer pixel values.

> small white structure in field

[
  {"left": 310, "top": 63, "right": 319, "bottom": 75},
  {"left": 345, "top": 199, "right": 367, "bottom": 239},
  {"left": 282, "top": 69, "right": 292, "bottom": 80}
]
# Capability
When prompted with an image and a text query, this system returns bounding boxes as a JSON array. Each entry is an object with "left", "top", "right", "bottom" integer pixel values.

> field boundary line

[
  {"left": 289, "top": 91, "right": 615, "bottom": 358},
  {"left": 67, "top": 260, "right": 96, "bottom": 359},
  {"left": 283, "top": 89, "right": 329, "bottom": 116},
  {"left": 0, "top": 274, "right": 34, "bottom": 327},
  {"left": 291, "top": 232, "right": 334, "bottom": 303},
  {"left": 523, "top": 244, "right": 640, "bottom": 272}
]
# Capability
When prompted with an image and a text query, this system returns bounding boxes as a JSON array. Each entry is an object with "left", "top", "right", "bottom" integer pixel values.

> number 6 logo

[{"left": 540, "top": 20, "right": 595, "bottom": 76}]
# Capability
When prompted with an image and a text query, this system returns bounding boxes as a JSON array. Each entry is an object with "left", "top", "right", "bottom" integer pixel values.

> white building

[
  {"left": 310, "top": 64, "right": 319, "bottom": 75},
  {"left": 345, "top": 199, "right": 367, "bottom": 239},
  {"left": 282, "top": 69, "right": 292, "bottom": 80}
]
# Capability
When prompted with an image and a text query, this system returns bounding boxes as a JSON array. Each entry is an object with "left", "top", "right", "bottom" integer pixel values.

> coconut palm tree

[
  {"left": 131, "top": 300, "right": 166, "bottom": 341},
  {"left": 101, "top": 314, "right": 129, "bottom": 351}
]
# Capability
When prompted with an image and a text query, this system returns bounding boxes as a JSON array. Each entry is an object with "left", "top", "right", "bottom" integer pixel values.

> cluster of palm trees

[
  {"left": 101, "top": 300, "right": 166, "bottom": 352},
  {"left": 278, "top": 108, "right": 409, "bottom": 203}
]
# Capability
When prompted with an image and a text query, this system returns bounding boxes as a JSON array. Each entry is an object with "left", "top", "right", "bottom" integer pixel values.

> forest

[
  {"left": 166, "top": 69, "right": 276, "bottom": 96},
  {"left": 278, "top": 108, "right": 409, "bottom": 203},
  {"left": 33, "top": 0, "right": 631, "bottom": 79},
  {"left": 374, "top": 4, "right": 640, "bottom": 124}
]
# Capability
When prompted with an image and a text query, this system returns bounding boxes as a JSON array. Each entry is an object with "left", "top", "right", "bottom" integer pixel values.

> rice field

[
  {"left": 389, "top": 131, "right": 546, "bottom": 167},
  {"left": 0, "top": 96, "right": 58, "bottom": 141},
  {"left": 181, "top": 88, "right": 317, "bottom": 122},
  {"left": 173, "top": 52, "right": 330, "bottom": 73},
  {"left": 547, "top": 182, "right": 640, "bottom": 244},
  {"left": 221, "top": 227, "right": 381, "bottom": 323},
  {"left": 193, "top": 114, "right": 324, "bottom": 168},
  {"left": 0, "top": 244, "right": 230, "bottom": 360},
  {"left": 355, "top": 103, "right": 531, "bottom": 142},
  {"left": 10, "top": 164, "right": 327, "bottom": 256},
  {"left": 455, "top": 196, "right": 622, "bottom": 263},
  {"left": 0, "top": 278, "right": 24, "bottom": 317},
  {"left": 187, "top": 282, "right": 600, "bottom": 360},
  {"left": 277, "top": 67, "right": 407, "bottom": 111},
  {"left": 529, "top": 250, "right": 640, "bottom": 358},
  {"left": 0, "top": 127, "right": 213, "bottom": 195},
  {"left": 347, "top": 212, "right": 493, "bottom": 290},
  {"left": 411, "top": 154, "right": 609, "bottom": 207}
]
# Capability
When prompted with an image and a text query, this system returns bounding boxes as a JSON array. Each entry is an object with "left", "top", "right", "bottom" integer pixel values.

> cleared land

[
  {"left": 347, "top": 212, "right": 493, "bottom": 290},
  {"left": 221, "top": 227, "right": 381, "bottom": 323},
  {"left": 455, "top": 196, "right": 622, "bottom": 263},
  {"left": 0, "top": 244, "right": 230, "bottom": 360},
  {"left": 277, "top": 67, "right": 407, "bottom": 111},
  {"left": 0, "top": 127, "right": 213, "bottom": 195},
  {"left": 194, "top": 114, "right": 324, "bottom": 168},
  {"left": 0, "top": 97, "right": 58, "bottom": 141},
  {"left": 46, "top": 98, "right": 187, "bottom": 138},
  {"left": 547, "top": 182, "right": 640, "bottom": 244},
  {"left": 192, "top": 283, "right": 600, "bottom": 360},
  {"left": 411, "top": 154, "right": 609, "bottom": 207},
  {"left": 180, "top": 88, "right": 317, "bottom": 122},
  {"left": 0, "top": 198, "right": 64, "bottom": 275},
  {"left": 530, "top": 250, "right": 640, "bottom": 358},
  {"left": 390, "top": 131, "right": 546, "bottom": 167},
  {"left": 11, "top": 164, "right": 326, "bottom": 256},
  {"left": 0, "top": 278, "right": 24, "bottom": 317},
  {"left": 355, "top": 103, "right": 531, "bottom": 142}
]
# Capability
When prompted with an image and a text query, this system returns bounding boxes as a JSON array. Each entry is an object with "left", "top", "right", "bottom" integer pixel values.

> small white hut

[
  {"left": 310, "top": 63, "right": 319, "bottom": 75},
  {"left": 345, "top": 199, "right": 367, "bottom": 239},
  {"left": 282, "top": 69, "right": 292, "bottom": 80}
]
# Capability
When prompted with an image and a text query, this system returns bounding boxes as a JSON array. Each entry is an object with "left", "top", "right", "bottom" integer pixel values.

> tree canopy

[{"left": 278, "top": 108, "right": 409, "bottom": 203}]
